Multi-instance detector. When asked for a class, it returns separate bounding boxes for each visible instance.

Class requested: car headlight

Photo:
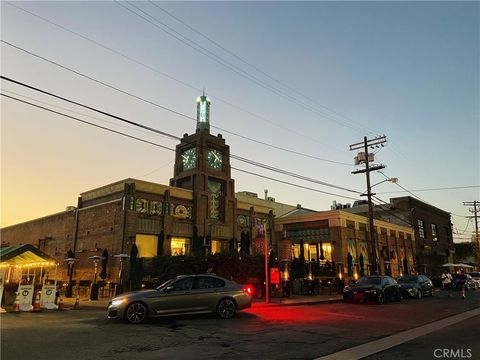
[111,298,126,307]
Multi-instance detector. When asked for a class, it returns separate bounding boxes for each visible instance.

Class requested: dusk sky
[1,1,478,242]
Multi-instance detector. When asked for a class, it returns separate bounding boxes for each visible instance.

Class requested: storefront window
[170,237,190,256]
[211,239,228,254]
[292,242,332,261]
[321,243,332,261]
[135,234,158,258]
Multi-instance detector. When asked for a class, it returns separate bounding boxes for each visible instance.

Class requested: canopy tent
[441,263,474,269]
[0,244,57,268]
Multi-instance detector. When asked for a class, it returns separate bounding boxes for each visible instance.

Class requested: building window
[431,224,438,241]
[292,242,332,261]
[418,219,426,239]
[136,234,158,258]
[211,239,228,254]
[170,237,190,256]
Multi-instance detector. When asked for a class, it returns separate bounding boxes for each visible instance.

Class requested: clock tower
[170,94,236,254]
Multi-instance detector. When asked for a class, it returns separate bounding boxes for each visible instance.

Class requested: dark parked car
[397,275,434,299]
[107,274,254,324]
[451,273,477,291]
[342,275,402,304]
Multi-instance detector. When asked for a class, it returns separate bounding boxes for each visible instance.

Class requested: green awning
[0,244,57,268]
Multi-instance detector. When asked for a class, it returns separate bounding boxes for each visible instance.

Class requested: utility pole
[463,201,479,262]
[350,136,387,275]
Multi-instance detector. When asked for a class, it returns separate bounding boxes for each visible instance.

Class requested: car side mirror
[165,286,174,293]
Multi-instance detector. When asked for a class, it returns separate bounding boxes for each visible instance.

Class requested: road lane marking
[314,307,480,360]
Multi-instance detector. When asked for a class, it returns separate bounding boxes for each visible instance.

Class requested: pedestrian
[441,269,452,297]
[456,269,468,299]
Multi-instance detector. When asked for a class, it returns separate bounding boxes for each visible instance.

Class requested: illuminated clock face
[181,148,196,170]
[207,149,223,169]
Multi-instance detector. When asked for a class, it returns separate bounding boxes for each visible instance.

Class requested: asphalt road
[1,290,479,360]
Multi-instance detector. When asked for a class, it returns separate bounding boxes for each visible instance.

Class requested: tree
[454,242,476,263]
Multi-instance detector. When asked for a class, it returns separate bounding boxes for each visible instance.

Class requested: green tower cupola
[196,91,211,132]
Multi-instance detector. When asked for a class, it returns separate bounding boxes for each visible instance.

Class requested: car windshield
[356,276,381,285]
[467,272,479,277]
[397,276,418,283]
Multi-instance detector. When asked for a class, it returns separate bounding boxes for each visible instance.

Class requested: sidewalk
[58,292,343,311]
[2,293,343,313]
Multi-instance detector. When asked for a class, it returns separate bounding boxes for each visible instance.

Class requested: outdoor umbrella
[359,254,365,277]
[347,253,353,276]
[192,227,199,256]
[129,243,139,289]
[319,241,325,261]
[157,231,165,256]
[100,249,109,280]
[299,239,306,278]
[403,257,408,274]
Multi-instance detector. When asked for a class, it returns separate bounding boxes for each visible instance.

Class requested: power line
[2,89,173,140]
[1,40,352,167]
[378,171,427,203]
[378,171,469,218]
[1,90,363,200]
[376,185,480,194]
[115,1,372,135]
[1,93,175,152]
[232,167,359,201]
[453,218,473,236]
[1,75,361,194]
[148,1,379,137]
[4,2,348,154]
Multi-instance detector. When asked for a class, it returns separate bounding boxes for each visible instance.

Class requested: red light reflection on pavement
[245,305,336,324]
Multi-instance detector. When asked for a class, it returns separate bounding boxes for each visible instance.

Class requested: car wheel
[217,298,236,319]
[376,291,384,305]
[417,289,422,299]
[125,302,148,324]
[396,290,403,302]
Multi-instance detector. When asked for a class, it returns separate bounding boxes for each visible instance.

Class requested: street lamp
[369,177,398,189]
[63,257,78,298]
[114,254,129,296]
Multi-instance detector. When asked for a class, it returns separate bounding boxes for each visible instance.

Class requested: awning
[0,244,58,268]
[441,263,474,269]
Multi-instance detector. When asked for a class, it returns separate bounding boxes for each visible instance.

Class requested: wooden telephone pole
[350,136,387,275]
[463,201,479,262]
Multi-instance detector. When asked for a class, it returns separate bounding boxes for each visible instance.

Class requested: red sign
[270,267,280,284]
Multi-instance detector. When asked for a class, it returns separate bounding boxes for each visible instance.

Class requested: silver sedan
[107,274,254,324]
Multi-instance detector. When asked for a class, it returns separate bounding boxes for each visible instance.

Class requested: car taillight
[243,285,254,296]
